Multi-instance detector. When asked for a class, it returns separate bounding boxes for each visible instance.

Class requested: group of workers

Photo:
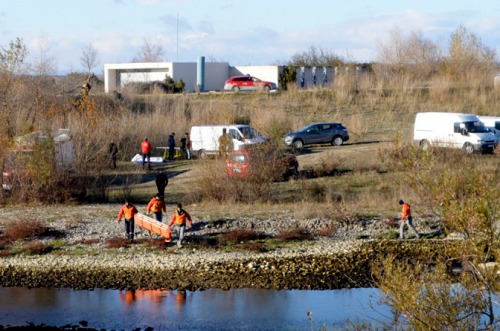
[117,197,193,248]
[117,170,192,247]
[140,134,191,170]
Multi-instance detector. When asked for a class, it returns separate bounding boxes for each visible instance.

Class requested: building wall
[230,66,281,89]
[104,61,230,93]
[104,61,359,93]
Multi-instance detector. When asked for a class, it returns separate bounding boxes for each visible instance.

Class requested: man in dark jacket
[155,172,168,197]
[168,132,176,161]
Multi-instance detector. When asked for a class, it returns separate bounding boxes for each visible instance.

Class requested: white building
[104,58,353,93]
[104,60,229,93]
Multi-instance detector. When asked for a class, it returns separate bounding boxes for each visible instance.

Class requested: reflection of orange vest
[124,290,136,304]
[176,292,186,304]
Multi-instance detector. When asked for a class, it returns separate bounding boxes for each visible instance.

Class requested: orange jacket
[168,209,192,227]
[401,203,411,220]
[118,204,138,220]
[147,197,166,214]
[141,140,152,154]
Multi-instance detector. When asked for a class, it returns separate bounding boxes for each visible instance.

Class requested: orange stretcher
[134,213,172,241]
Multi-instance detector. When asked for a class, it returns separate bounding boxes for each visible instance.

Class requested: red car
[223,75,277,93]
[225,149,298,181]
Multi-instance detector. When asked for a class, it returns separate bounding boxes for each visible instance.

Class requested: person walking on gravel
[117,199,138,242]
[147,194,166,223]
[399,199,420,239]
[168,203,193,248]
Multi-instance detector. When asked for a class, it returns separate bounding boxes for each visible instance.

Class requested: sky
[0,0,499,75]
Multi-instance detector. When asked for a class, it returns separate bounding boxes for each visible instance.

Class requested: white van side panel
[413,112,496,152]
[190,125,225,154]
[190,125,265,156]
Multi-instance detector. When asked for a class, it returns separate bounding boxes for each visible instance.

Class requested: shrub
[276,228,314,241]
[2,219,49,242]
[105,237,131,248]
[23,241,53,255]
[219,229,262,243]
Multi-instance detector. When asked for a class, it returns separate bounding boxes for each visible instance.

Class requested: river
[0,287,394,330]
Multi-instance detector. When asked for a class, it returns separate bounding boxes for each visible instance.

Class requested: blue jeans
[172,224,186,247]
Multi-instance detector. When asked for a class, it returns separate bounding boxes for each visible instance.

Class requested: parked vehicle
[413,112,496,154]
[2,129,74,191]
[223,75,277,92]
[190,125,266,159]
[478,116,500,143]
[283,122,349,149]
[225,149,299,181]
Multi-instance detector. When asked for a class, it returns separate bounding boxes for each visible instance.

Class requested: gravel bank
[0,204,434,290]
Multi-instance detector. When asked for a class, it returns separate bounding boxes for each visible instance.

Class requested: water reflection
[0,287,391,330]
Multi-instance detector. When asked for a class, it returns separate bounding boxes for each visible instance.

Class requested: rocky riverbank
[0,204,444,290]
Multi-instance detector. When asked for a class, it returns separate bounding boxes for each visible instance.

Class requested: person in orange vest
[141,137,152,170]
[399,199,420,239]
[147,194,166,222]
[168,203,193,248]
[117,199,139,242]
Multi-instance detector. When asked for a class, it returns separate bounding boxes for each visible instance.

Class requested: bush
[219,229,262,243]
[276,228,314,241]
[2,219,49,242]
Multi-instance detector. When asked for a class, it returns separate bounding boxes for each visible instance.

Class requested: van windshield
[238,126,261,140]
[464,121,489,133]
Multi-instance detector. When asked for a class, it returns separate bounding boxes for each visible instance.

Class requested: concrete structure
[104,61,229,93]
[104,60,360,94]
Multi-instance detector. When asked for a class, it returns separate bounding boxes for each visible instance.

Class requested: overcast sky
[1,0,499,74]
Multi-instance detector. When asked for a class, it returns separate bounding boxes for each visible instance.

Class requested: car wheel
[463,142,474,154]
[292,139,304,149]
[232,86,240,93]
[198,150,208,159]
[263,85,270,92]
[420,140,430,151]
[332,136,344,146]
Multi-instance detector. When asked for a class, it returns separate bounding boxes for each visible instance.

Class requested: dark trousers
[124,218,134,240]
[142,153,151,169]
[168,147,175,160]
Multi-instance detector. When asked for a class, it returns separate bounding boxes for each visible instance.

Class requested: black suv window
[321,124,332,130]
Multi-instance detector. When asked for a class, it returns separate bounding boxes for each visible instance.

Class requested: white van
[413,112,496,154]
[190,125,266,158]
[478,116,500,143]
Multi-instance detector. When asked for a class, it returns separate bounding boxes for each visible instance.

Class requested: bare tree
[289,45,344,67]
[31,35,57,77]
[445,25,496,80]
[80,43,100,74]
[0,38,28,138]
[132,39,165,63]
[376,27,441,80]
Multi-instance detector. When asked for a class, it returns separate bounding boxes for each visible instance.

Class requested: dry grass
[219,229,263,243]
[276,228,314,241]
[22,241,53,255]
[105,237,131,248]
[2,218,49,242]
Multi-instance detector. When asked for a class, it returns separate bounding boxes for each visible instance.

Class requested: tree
[374,137,499,329]
[0,38,28,138]
[289,46,344,67]
[444,25,496,81]
[376,27,441,80]
[31,35,57,77]
[132,39,165,63]
[80,43,100,74]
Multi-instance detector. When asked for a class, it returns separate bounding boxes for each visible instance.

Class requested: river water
[0,287,394,330]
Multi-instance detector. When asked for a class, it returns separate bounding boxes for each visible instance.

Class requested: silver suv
[284,122,349,149]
